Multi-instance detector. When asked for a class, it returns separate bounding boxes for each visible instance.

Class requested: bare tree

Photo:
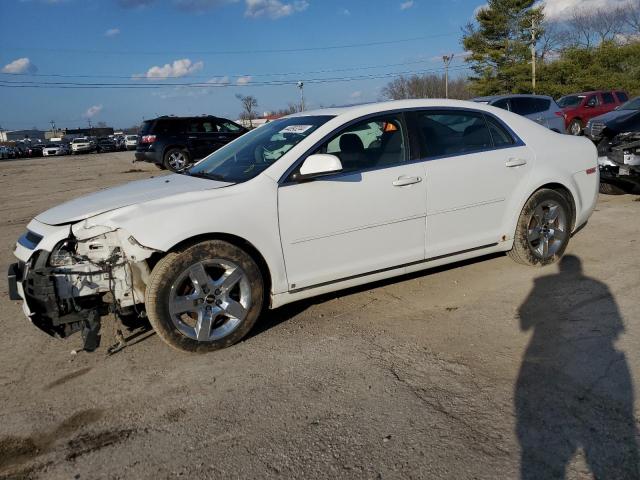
[273,103,300,116]
[235,94,258,128]
[382,74,472,100]
[566,7,628,47]
[626,0,640,34]
[538,20,572,60]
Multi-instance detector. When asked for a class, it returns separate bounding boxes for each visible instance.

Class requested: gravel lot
[0,151,639,479]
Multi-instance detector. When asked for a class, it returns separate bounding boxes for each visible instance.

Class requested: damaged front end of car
[8,222,157,351]
[598,132,640,192]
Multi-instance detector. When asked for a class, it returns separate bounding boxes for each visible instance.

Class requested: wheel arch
[148,232,273,304]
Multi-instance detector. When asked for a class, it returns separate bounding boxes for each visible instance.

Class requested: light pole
[297,81,305,112]
[442,54,454,99]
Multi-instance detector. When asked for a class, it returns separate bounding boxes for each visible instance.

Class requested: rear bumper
[134,150,160,164]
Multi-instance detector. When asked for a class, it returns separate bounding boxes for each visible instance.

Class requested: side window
[493,98,510,111]
[534,98,551,112]
[602,92,615,104]
[615,91,629,103]
[187,121,204,133]
[218,121,242,133]
[485,116,516,148]
[201,121,218,133]
[586,95,599,107]
[155,119,182,135]
[415,110,492,157]
[510,98,547,115]
[317,115,407,172]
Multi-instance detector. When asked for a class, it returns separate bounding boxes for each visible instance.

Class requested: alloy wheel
[526,200,568,259]
[168,151,188,170]
[168,259,251,342]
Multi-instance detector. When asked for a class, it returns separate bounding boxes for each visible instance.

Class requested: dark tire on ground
[509,188,572,267]
[568,119,583,136]
[154,163,167,170]
[163,148,190,172]
[599,182,626,195]
[145,240,264,353]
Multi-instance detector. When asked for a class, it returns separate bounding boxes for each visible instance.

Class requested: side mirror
[293,154,343,181]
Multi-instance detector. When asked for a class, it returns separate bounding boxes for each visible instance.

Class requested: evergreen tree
[462,0,543,95]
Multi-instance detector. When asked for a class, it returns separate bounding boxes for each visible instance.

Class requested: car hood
[36,174,231,225]
[590,109,636,124]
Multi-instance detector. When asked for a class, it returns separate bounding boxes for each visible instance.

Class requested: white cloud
[245,0,309,19]
[539,0,629,21]
[400,0,414,10]
[83,105,103,118]
[174,0,239,11]
[236,75,252,85]
[350,91,362,99]
[1,58,37,74]
[141,58,204,79]
[340,8,350,15]
[207,76,230,85]
[105,28,120,37]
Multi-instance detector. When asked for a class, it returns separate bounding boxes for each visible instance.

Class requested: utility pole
[531,17,537,94]
[297,81,305,112]
[442,54,454,99]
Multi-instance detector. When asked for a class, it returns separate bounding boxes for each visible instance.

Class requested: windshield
[619,97,640,111]
[557,95,585,108]
[73,138,88,143]
[188,115,333,183]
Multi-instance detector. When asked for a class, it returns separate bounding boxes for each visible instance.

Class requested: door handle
[505,158,527,167]
[393,176,422,186]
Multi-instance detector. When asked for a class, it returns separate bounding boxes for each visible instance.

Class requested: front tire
[145,240,264,353]
[599,182,625,195]
[509,189,572,267]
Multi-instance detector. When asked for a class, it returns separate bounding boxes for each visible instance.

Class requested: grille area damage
[598,132,640,191]
[18,225,157,351]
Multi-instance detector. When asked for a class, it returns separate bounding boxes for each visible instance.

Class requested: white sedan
[8,100,598,352]
[42,143,70,156]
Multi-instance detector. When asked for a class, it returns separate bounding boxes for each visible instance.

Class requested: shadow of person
[516,255,639,479]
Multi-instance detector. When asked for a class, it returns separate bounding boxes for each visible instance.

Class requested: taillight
[141,135,156,144]
[555,111,567,120]
[586,167,597,175]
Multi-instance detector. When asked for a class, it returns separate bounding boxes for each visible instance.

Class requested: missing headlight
[49,238,78,266]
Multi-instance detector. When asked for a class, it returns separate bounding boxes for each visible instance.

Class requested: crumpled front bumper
[7,257,97,339]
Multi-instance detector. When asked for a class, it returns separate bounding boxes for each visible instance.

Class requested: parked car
[5,146,17,159]
[591,106,640,195]
[8,100,598,353]
[0,146,8,159]
[96,138,117,153]
[14,141,31,158]
[70,137,95,155]
[124,135,138,150]
[42,143,70,156]
[134,115,247,171]
[28,145,43,157]
[472,94,565,133]
[114,135,126,151]
[585,96,640,141]
[557,90,628,136]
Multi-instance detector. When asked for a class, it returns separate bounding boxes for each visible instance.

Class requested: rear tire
[145,240,264,353]
[568,119,583,136]
[163,148,191,172]
[509,189,572,267]
[599,182,625,195]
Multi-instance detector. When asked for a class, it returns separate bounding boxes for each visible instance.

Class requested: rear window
[152,119,184,135]
[510,97,550,115]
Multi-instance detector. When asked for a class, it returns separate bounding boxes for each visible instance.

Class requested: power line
[0,58,453,80]
[0,65,470,90]
[5,32,458,57]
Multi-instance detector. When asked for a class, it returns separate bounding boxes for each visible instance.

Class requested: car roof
[472,94,554,102]
[284,98,537,120]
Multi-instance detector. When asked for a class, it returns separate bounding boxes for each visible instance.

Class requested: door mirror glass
[296,154,343,180]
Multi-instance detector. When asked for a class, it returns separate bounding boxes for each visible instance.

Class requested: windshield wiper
[186,170,228,182]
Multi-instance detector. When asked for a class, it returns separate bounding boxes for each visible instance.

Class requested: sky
[0,0,625,130]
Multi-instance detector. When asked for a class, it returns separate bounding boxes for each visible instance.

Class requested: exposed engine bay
[12,224,157,351]
[598,132,640,190]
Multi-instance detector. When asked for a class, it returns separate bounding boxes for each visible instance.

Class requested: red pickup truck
[557,90,629,135]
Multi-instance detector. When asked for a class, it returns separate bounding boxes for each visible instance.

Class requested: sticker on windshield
[279,125,313,134]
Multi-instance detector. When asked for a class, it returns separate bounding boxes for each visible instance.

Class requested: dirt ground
[0,151,638,480]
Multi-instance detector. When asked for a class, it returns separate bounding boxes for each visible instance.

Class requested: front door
[278,114,427,291]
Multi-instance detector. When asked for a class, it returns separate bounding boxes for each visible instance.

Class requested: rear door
[408,109,533,258]
[185,119,209,159]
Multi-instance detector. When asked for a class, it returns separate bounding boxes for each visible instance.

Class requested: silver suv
[473,94,566,133]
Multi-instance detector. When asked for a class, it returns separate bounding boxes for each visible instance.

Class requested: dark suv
[135,115,247,171]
